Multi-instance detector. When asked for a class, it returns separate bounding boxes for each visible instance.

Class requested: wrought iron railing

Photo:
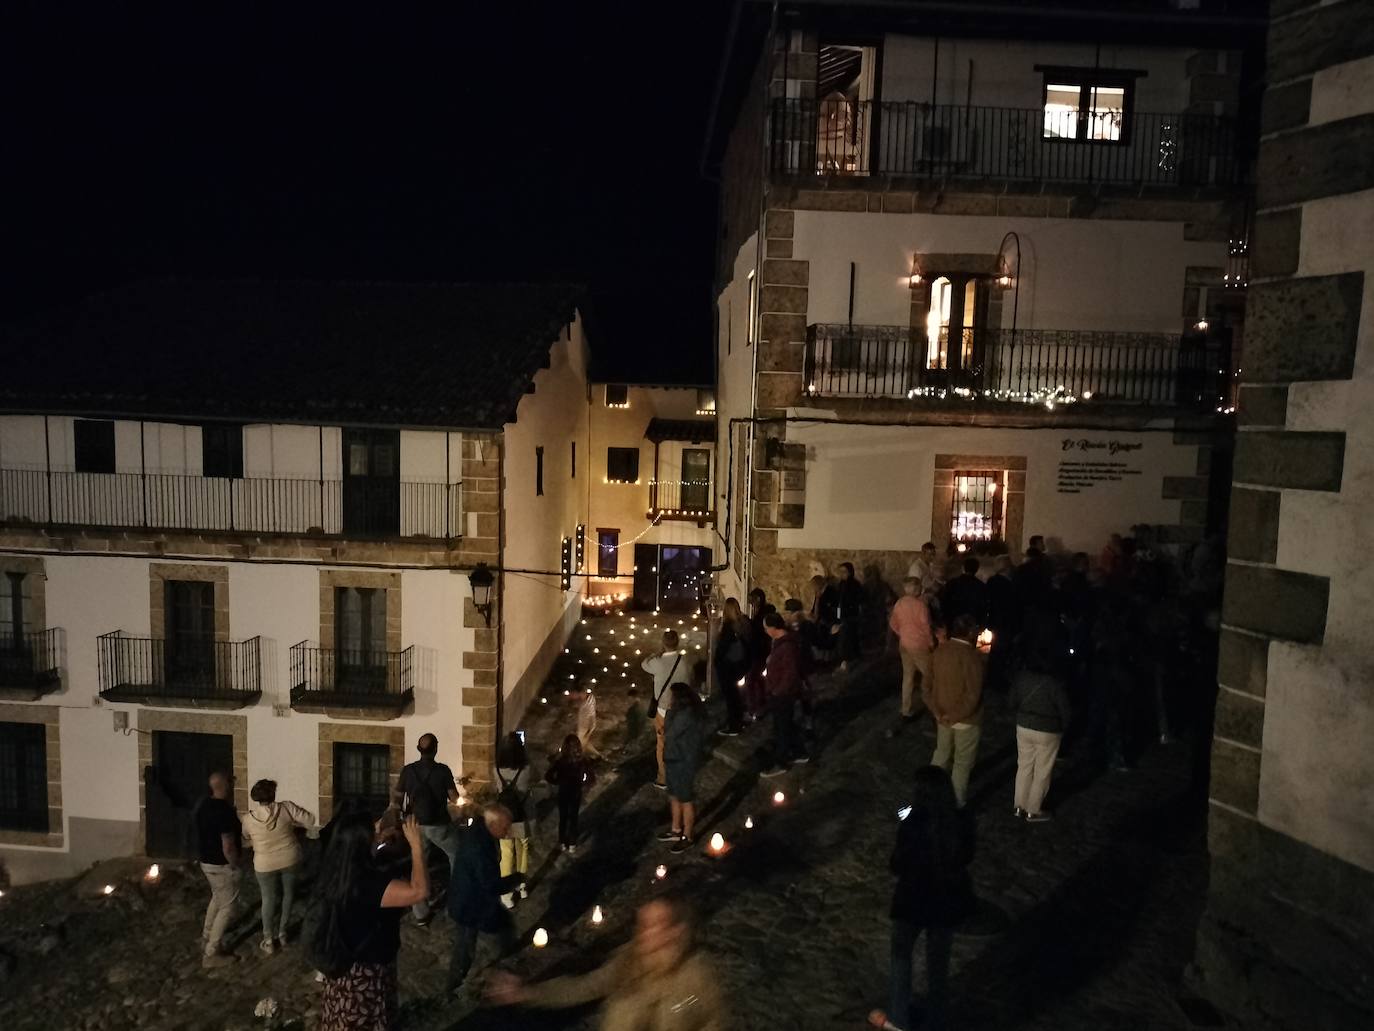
[649,478,714,517]
[805,324,1230,407]
[0,627,62,690]
[289,642,415,710]
[97,632,262,704]
[771,99,1240,187]
[0,472,462,540]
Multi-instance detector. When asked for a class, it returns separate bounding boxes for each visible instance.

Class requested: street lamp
[468,562,495,627]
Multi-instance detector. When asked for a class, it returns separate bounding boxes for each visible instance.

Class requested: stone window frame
[135,709,248,852]
[149,563,230,643]
[318,570,402,653]
[0,702,62,848]
[317,722,405,823]
[0,556,47,637]
[933,454,1027,554]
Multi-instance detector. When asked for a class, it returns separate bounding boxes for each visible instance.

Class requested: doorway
[145,729,234,858]
[924,275,991,384]
[680,449,711,512]
[631,544,712,612]
[342,429,400,536]
[164,580,216,692]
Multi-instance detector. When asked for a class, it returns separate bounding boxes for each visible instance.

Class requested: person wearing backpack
[240,778,317,954]
[640,631,684,789]
[391,733,461,926]
[311,809,428,1030]
[494,732,532,909]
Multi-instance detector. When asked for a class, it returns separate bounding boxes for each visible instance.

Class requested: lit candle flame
[533,927,549,948]
[654,864,668,880]
[102,884,115,896]
[145,864,160,881]
[708,832,726,854]
[591,905,604,926]
[772,791,785,805]
[744,816,754,829]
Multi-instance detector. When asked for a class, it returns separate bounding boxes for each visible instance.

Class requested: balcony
[0,471,462,541]
[0,628,63,700]
[289,642,415,716]
[648,478,715,523]
[771,99,1240,189]
[97,632,263,708]
[805,324,1231,409]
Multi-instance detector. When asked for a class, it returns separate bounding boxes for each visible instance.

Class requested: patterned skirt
[320,962,398,1031]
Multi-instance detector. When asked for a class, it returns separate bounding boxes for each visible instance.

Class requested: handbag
[645,654,682,720]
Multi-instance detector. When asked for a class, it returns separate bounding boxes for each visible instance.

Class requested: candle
[744,816,754,829]
[654,864,668,880]
[144,864,160,882]
[772,791,785,806]
[533,927,549,948]
[708,832,726,855]
[102,884,115,896]
[591,905,604,926]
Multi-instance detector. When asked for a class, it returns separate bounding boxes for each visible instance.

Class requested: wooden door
[342,429,400,536]
[145,730,233,858]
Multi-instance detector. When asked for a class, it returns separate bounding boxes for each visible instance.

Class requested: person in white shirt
[640,630,685,789]
[906,542,944,595]
[240,778,317,954]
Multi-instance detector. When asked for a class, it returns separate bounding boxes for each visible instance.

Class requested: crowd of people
[178,524,1219,1030]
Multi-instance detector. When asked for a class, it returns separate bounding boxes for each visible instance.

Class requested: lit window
[605,384,629,408]
[1043,73,1130,142]
[951,471,1004,542]
[696,389,716,415]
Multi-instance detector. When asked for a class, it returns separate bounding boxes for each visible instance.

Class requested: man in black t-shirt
[391,733,461,924]
[194,770,243,968]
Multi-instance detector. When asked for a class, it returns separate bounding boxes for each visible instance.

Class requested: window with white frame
[1042,71,1132,142]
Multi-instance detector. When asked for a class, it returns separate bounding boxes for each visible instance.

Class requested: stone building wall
[1195,1,1374,1026]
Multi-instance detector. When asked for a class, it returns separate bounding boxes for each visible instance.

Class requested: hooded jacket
[241,800,317,873]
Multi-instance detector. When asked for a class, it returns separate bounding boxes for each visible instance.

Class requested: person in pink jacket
[241,779,317,953]
[887,577,934,737]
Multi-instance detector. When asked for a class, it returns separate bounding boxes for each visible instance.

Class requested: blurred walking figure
[446,804,521,996]
[745,588,776,718]
[641,630,685,788]
[713,597,750,736]
[312,810,428,1030]
[887,577,934,737]
[241,778,317,953]
[869,766,975,1031]
[485,894,723,1028]
[925,615,987,807]
[545,734,595,854]
[1009,637,1073,822]
[658,682,708,854]
[577,688,602,758]
[494,732,533,909]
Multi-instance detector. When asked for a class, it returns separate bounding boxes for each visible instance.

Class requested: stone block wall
[458,432,502,783]
[1195,2,1374,1026]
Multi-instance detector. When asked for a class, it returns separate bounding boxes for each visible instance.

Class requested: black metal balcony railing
[649,478,714,517]
[98,632,263,706]
[289,642,415,712]
[0,472,462,540]
[0,627,63,693]
[772,99,1240,188]
[805,324,1230,407]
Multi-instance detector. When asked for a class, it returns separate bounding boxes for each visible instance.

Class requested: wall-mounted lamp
[995,273,1013,289]
[468,563,495,626]
[1195,318,1210,331]
[909,270,924,287]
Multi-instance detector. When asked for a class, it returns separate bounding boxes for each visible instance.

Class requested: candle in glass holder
[654,864,668,880]
[591,905,604,926]
[533,927,549,948]
[144,864,160,883]
[102,884,115,896]
[772,791,785,806]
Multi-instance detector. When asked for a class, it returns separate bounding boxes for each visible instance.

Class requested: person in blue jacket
[445,804,523,995]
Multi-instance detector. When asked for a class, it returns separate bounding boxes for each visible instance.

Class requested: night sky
[4,4,733,383]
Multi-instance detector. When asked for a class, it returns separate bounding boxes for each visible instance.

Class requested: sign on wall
[1056,437,1146,494]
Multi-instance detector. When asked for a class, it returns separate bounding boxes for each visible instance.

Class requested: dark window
[333,742,391,818]
[570,441,577,479]
[535,446,545,496]
[164,580,216,688]
[607,447,640,483]
[73,419,115,474]
[1041,70,1134,142]
[336,587,387,691]
[202,425,244,479]
[2,572,26,639]
[0,721,49,832]
[605,384,629,407]
[950,471,1004,542]
[597,530,619,579]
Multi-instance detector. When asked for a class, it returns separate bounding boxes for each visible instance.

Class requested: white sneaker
[518,885,529,900]
[500,894,516,910]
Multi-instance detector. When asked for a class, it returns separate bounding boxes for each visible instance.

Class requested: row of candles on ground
[543,613,705,701]
[528,801,780,947]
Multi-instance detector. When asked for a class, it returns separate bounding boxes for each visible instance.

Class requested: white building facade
[0,281,592,884]
[706,1,1255,601]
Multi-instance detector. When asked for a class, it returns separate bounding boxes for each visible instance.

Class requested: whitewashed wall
[778,418,1197,556]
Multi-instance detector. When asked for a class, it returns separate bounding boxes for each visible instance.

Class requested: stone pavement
[0,611,1217,1030]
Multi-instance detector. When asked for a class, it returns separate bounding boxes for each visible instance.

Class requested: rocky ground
[0,610,1222,1030]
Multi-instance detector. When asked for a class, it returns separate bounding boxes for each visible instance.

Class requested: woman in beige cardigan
[241,779,317,953]
[486,895,723,1030]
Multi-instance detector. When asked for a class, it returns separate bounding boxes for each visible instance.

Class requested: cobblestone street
[0,612,1214,1030]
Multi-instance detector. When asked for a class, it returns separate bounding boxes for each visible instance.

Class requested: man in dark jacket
[760,612,809,775]
[446,804,522,994]
[940,556,988,627]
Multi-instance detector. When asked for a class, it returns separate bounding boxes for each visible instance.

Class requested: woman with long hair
[659,682,707,854]
[494,731,533,908]
[310,809,428,1030]
[714,597,750,736]
[870,766,975,1031]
